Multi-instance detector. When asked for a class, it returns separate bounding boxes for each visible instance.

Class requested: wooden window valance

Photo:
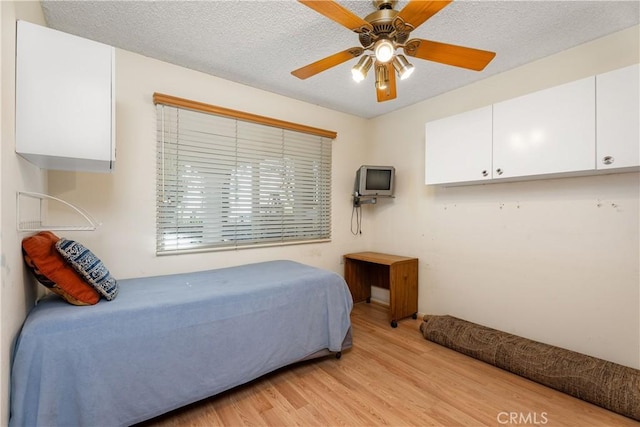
[153,93,337,139]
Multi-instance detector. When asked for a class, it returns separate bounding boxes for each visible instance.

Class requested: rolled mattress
[420,315,640,421]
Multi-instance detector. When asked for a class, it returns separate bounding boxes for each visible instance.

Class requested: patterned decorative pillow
[22,231,100,306]
[55,238,118,301]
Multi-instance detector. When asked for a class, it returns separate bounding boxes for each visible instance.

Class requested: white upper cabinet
[425,106,493,185]
[492,77,596,180]
[424,65,639,186]
[596,63,639,171]
[16,21,115,173]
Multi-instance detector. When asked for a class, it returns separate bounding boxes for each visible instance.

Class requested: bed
[10,260,353,426]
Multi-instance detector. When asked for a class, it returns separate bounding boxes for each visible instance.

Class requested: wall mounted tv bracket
[353,192,377,207]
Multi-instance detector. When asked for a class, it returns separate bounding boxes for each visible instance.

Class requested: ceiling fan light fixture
[373,39,394,63]
[392,54,414,80]
[375,65,388,90]
[351,55,373,82]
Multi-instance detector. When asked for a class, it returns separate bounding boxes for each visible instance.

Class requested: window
[154,94,335,254]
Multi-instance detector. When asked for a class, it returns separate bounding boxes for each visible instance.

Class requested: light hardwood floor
[141,302,639,426]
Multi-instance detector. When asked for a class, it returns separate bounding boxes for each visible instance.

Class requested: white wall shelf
[17,192,100,232]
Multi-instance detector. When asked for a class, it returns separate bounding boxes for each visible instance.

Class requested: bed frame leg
[335,352,342,359]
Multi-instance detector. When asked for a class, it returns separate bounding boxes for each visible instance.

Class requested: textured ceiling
[41,1,639,119]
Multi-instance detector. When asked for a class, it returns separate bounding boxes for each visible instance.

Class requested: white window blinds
[156,99,333,254]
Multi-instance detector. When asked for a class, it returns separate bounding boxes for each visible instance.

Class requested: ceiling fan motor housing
[360,6,410,49]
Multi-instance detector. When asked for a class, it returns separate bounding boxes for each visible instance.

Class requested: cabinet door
[493,77,595,179]
[425,106,492,185]
[596,64,639,170]
[16,21,115,172]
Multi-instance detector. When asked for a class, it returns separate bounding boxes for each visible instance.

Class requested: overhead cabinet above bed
[15,21,115,173]
[425,63,640,186]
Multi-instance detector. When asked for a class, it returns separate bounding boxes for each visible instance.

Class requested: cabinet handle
[496,168,503,176]
[602,156,614,165]
[481,170,488,177]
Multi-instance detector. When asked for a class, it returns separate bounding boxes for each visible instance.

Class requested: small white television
[354,165,395,197]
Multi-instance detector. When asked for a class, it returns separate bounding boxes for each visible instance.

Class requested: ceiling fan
[291,0,496,102]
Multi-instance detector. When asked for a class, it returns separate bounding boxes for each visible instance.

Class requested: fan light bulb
[392,55,415,80]
[374,39,394,63]
[376,79,388,90]
[351,69,365,83]
[351,56,373,82]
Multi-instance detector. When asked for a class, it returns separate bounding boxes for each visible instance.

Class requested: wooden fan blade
[298,0,373,33]
[404,39,496,71]
[291,47,363,80]
[376,63,397,103]
[395,0,452,31]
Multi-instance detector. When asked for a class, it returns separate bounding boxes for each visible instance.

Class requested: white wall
[367,25,640,369]
[47,48,372,280]
[0,2,48,424]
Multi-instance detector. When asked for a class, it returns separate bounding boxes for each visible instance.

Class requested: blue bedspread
[10,260,353,426]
